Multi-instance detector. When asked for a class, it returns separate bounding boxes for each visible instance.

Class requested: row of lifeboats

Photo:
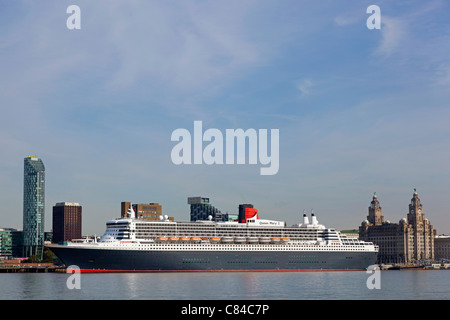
[155,236,290,244]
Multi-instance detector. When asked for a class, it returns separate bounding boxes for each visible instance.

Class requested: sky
[1,0,450,236]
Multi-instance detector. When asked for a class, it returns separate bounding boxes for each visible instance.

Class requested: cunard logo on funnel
[171,121,279,175]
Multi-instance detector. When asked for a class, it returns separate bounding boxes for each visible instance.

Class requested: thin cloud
[374,16,406,57]
[98,1,265,92]
[296,79,313,97]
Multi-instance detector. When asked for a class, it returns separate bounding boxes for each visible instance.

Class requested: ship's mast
[127,204,136,219]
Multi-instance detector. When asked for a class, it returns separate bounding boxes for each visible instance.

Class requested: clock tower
[406,189,434,261]
[367,192,384,226]
[407,188,424,226]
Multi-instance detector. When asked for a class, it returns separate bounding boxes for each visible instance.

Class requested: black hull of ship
[48,246,377,272]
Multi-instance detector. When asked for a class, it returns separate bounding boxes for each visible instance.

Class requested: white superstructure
[67,208,378,254]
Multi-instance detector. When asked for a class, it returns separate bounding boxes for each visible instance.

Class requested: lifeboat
[210,237,221,243]
[180,236,190,242]
[190,237,201,243]
[271,238,281,244]
[281,238,290,243]
[169,237,179,242]
[234,237,246,243]
[156,236,168,242]
[247,237,258,244]
[221,237,233,243]
[259,237,271,244]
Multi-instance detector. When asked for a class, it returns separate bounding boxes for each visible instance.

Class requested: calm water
[0,270,449,300]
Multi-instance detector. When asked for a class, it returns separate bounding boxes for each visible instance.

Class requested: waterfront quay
[0,261,66,273]
[380,263,450,270]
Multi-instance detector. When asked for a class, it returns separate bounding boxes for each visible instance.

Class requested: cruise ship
[47,205,378,273]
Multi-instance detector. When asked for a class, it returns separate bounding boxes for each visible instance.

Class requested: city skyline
[1,1,450,236]
[2,155,448,237]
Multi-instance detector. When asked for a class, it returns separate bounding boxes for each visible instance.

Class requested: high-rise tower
[52,202,82,243]
[23,155,45,258]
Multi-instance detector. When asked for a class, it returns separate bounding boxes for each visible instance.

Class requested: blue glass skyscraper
[23,155,45,258]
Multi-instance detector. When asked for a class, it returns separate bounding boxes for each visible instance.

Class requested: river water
[0,270,449,300]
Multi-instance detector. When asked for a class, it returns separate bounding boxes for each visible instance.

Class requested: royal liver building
[359,190,434,264]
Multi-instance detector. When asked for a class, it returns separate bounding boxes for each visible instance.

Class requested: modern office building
[0,228,12,259]
[0,228,13,258]
[0,228,23,259]
[359,190,435,264]
[121,202,172,221]
[188,197,224,222]
[52,202,82,243]
[22,155,45,258]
